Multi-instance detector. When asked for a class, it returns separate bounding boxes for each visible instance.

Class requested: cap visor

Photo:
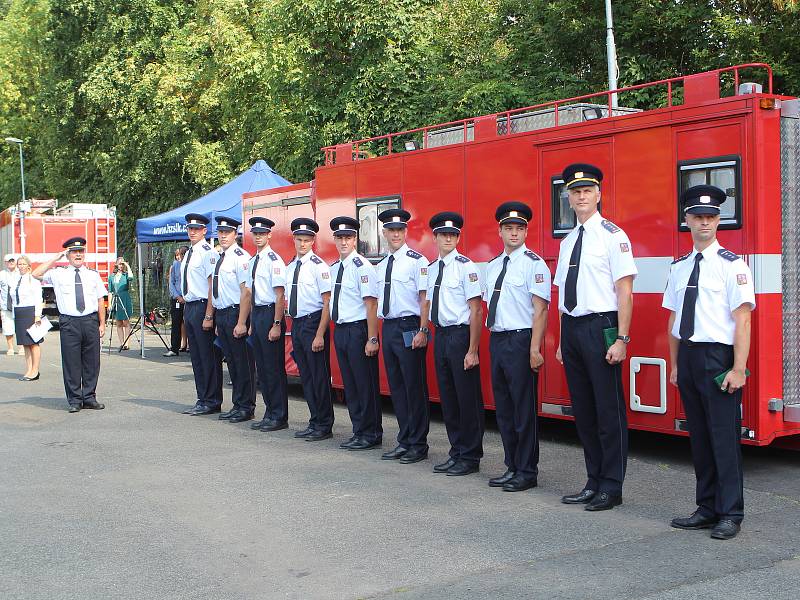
[566,181,598,190]
[685,207,720,215]
[499,217,528,226]
[432,227,460,235]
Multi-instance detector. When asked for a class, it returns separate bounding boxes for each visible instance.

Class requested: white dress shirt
[330,251,379,324]
[180,239,218,302]
[427,249,482,327]
[211,243,251,310]
[285,251,332,318]
[375,244,429,319]
[247,245,287,306]
[42,265,107,317]
[483,245,551,332]
[554,211,638,316]
[662,240,755,345]
[12,273,42,309]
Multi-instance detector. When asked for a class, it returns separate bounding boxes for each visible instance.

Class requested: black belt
[253,303,276,309]
[680,339,732,348]
[563,311,617,322]
[63,312,98,319]
[383,315,420,323]
[490,328,531,337]
[336,319,367,328]
[437,324,468,332]
[216,304,240,314]
[186,298,207,304]
[293,309,322,321]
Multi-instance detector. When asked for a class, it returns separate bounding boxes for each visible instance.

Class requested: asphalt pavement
[1,331,798,600]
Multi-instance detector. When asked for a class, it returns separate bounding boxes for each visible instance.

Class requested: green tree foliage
[0,0,798,253]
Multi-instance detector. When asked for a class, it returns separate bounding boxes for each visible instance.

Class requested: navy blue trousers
[59,313,101,407]
[250,304,289,423]
[215,305,256,414]
[184,300,223,409]
[291,310,334,432]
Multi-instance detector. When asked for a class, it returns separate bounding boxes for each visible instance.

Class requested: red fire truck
[243,63,800,448]
[0,200,117,316]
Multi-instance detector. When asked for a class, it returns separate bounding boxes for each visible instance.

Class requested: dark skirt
[14,306,39,346]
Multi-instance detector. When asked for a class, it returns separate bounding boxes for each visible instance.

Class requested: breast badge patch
[321,272,330,279]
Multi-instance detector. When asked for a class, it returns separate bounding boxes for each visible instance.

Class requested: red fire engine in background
[242,63,800,448]
[0,200,117,317]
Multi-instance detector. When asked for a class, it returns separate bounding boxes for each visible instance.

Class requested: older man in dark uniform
[33,237,107,412]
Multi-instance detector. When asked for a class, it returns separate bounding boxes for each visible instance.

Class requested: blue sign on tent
[135,160,291,242]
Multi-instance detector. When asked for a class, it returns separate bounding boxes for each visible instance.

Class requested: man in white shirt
[33,237,107,412]
[0,255,23,355]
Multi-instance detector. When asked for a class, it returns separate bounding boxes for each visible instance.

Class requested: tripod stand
[117,306,171,353]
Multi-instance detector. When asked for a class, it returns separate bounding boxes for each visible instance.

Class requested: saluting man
[484,202,551,492]
[33,237,107,412]
[286,217,335,442]
[212,216,256,423]
[427,212,484,476]
[329,216,383,451]
[179,213,223,416]
[664,185,754,540]
[246,216,289,432]
[375,208,431,465]
[555,163,637,511]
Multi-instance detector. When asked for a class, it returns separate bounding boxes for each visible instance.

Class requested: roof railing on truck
[322,63,773,166]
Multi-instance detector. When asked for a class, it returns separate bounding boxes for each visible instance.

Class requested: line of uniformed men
[177,162,754,540]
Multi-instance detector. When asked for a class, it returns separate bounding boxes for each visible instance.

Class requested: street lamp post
[4,137,27,254]
[605,0,619,109]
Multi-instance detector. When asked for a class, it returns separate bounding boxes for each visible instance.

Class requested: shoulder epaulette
[234,248,244,256]
[601,220,621,234]
[267,252,278,261]
[201,243,211,251]
[718,248,739,262]
[672,252,691,265]
[488,252,504,263]
[352,256,363,267]
[406,249,422,260]
[455,255,470,263]
[524,250,541,261]
[310,255,322,265]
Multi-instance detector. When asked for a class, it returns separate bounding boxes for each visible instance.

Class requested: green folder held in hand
[714,368,750,389]
[603,327,618,351]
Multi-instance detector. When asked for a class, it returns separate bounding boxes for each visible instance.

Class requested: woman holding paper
[11,255,43,381]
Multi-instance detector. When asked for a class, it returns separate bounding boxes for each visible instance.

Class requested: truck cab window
[357,197,400,259]
[678,156,741,229]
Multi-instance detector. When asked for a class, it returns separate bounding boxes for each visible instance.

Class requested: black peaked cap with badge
[185,213,210,228]
[330,216,360,236]
[429,211,463,235]
[495,201,532,225]
[562,163,604,190]
[215,215,241,231]
[63,237,87,251]
[378,208,411,229]
[681,184,726,215]
[248,216,275,233]
[291,217,319,235]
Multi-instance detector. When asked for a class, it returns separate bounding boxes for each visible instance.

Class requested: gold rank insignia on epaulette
[718,248,739,262]
[601,220,620,233]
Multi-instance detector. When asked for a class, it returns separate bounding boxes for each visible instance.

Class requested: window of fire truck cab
[551,176,602,238]
[357,197,400,260]
[678,156,741,230]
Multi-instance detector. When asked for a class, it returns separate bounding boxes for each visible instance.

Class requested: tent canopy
[135,160,291,242]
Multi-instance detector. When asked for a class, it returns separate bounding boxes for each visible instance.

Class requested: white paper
[26,316,53,343]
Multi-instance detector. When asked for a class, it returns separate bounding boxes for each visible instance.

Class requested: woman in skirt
[12,255,43,381]
[108,257,133,350]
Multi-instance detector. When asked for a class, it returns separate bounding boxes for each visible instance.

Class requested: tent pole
[137,242,145,358]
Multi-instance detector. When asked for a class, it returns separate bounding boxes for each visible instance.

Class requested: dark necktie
[486,256,509,329]
[212,252,225,299]
[182,247,193,295]
[679,253,703,340]
[250,254,260,304]
[332,263,345,323]
[430,260,445,327]
[564,225,584,312]
[15,276,22,305]
[75,268,85,312]
[382,255,395,317]
[289,260,302,317]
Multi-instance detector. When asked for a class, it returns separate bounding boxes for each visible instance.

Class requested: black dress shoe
[68,405,81,413]
[671,510,718,530]
[585,491,622,511]
[399,449,428,464]
[433,458,457,473]
[348,438,382,451]
[260,420,288,432]
[228,412,254,423]
[561,489,597,504]
[82,401,105,410]
[190,405,221,416]
[488,469,516,487]
[218,409,238,420]
[294,426,315,438]
[340,436,358,449]
[447,461,479,477]
[250,418,270,430]
[305,430,332,442]
[710,519,741,540]
[381,446,408,460]
[182,404,201,414]
[502,475,538,492]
